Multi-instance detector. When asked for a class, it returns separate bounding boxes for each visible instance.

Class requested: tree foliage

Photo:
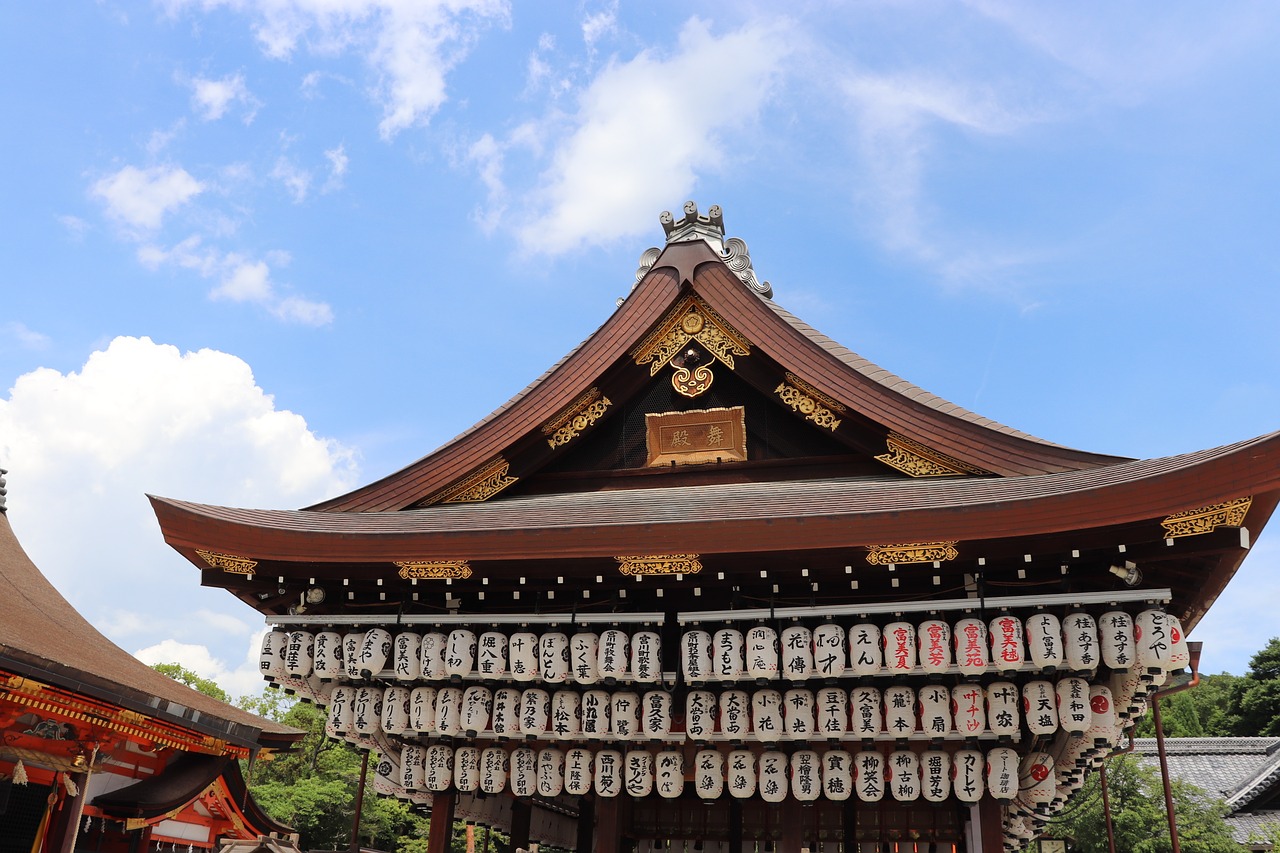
[150,661,231,703]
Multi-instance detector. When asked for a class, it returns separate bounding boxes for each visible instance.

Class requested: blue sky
[2,2,1279,693]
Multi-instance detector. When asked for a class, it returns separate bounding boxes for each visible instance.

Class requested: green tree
[1227,637,1280,736]
[150,662,231,703]
[1133,672,1240,738]
[1048,755,1239,853]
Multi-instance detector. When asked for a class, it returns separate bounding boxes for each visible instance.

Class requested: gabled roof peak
[637,201,772,299]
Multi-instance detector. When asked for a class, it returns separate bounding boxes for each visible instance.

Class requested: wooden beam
[427,791,457,853]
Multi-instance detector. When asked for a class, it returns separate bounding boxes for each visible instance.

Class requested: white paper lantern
[594,750,623,797]
[285,630,315,678]
[313,631,344,681]
[480,747,508,794]
[784,689,815,737]
[751,689,784,743]
[631,630,662,683]
[570,632,600,684]
[781,625,814,681]
[815,687,847,738]
[510,748,537,798]
[581,689,611,737]
[728,750,757,798]
[342,631,364,680]
[462,686,493,737]
[550,690,581,739]
[359,628,393,679]
[641,690,672,739]
[1055,678,1091,734]
[260,629,288,682]
[1019,752,1055,810]
[1025,613,1063,671]
[519,688,550,737]
[490,687,520,736]
[848,623,882,676]
[953,617,989,676]
[952,682,986,737]
[656,750,684,798]
[921,750,950,803]
[353,686,383,735]
[1022,681,1058,736]
[1110,670,1144,720]
[1135,609,1179,675]
[425,744,454,792]
[444,629,477,680]
[758,750,789,803]
[883,621,917,674]
[1063,612,1100,673]
[598,629,629,683]
[401,745,425,791]
[682,630,713,684]
[888,750,920,802]
[611,691,640,740]
[537,747,565,797]
[374,752,403,799]
[382,686,411,735]
[565,747,593,796]
[477,631,508,678]
[746,626,780,681]
[952,749,985,803]
[325,686,353,738]
[821,749,853,801]
[714,628,745,681]
[1100,611,1135,671]
[917,619,952,675]
[1085,685,1116,748]
[508,631,538,682]
[719,689,750,740]
[385,631,419,682]
[455,746,480,793]
[685,690,717,741]
[791,750,820,801]
[1167,614,1190,671]
[436,687,463,737]
[884,685,916,738]
[410,686,437,735]
[989,614,1025,674]
[854,751,885,802]
[986,682,1020,738]
[624,749,654,797]
[416,631,446,682]
[695,749,724,800]
[918,685,951,738]
[812,623,847,679]
[986,746,1018,800]
[850,686,883,739]
[538,632,569,683]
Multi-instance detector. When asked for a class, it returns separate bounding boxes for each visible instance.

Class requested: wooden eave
[306,242,1123,514]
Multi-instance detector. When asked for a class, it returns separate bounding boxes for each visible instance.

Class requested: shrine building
[149,203,1280,853]
[0,468,304,851]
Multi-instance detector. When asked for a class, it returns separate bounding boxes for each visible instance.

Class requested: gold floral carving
[774,373,845,432]
[632,294,751,375]
[865,542,959,566]
[395,560,473,580]
[1161,497,1253,538]
[615,554,703,576]
[875,433,988,477]
[542,388,613,448]
[195,549,258,575]
[431,457,519,504]
[672,364,714,398]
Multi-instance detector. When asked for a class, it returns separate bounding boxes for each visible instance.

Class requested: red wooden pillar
[427,791,457,853]
[779,799,804,853]
[595,796,624,853]
[975,797,1004,852]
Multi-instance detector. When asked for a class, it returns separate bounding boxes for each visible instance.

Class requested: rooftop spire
[636,201,773,299]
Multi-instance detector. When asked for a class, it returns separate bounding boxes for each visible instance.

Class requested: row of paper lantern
[323,677,1135,744]
[380,742,1059,805]
[264,609,1187,688]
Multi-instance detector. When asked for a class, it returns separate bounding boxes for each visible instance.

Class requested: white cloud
[57,214,90,239]
[0,337,359,692]
[271,156,313,202]
[581,5,617,50]
[322,143,349,192]
[190,72,259,122]
[92,164,203,230]
[515,16,793,255]
[467,133,505,232]
[134,635,265,700]
[3,322,51,351]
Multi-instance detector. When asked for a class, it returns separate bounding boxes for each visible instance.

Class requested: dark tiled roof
[1226,810,1280,845]
[1134,738,1280,805]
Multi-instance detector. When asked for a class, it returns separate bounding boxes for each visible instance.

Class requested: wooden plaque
[645,406,747,467]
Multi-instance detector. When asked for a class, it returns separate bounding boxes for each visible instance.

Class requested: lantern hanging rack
[675,588,1171,625]
[267,610,668,628]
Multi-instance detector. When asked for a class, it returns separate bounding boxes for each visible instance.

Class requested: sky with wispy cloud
[2,2,1279,695]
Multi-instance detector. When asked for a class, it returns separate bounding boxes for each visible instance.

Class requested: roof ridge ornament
[0,467,7,513]
[634,201,773,299]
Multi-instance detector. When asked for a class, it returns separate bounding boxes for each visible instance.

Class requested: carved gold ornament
[430,457,519,505]
[615,554,703,576]
[1161,497,1253,538]
[542,388,612,449]
[865,542,960,566]
[774,373,846,432]
[875,433,988,477]
[195,550,258,575]
[672,364,714,398]
[395,560,473,580]
[632,294,751,375]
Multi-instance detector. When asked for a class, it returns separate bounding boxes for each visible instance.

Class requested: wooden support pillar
[427,791,457,853]
[595,795,625,853]
[974,797,1004,853]
[842,798,858,851]
[576,795,596,853]
[510,797,532,852]
[779,799,804,853]
[728,798,743,853]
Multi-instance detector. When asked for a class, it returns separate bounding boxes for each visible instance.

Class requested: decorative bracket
[632,294,751,376]
[542,388,612,449]
[428,457,519,505]
[866,542,959,566]
[615,554,703,576]
[196,550,258,575]
[394,560,473,580]
[1161,497,1252,538]
[774,373,846,432]
[875,433,988,477]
